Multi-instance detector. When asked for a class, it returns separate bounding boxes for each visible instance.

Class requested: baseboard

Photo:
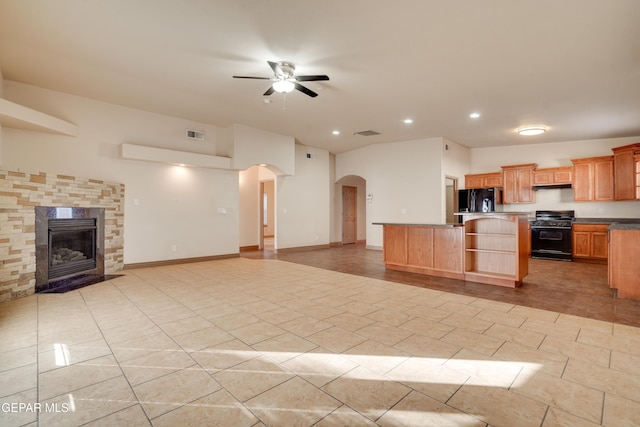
[330,240,367,247]
[366,245,383,251]
[124,253,239,270]
[240,245,260,252]
[277,244,330,253]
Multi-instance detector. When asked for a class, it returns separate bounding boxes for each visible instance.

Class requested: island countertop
[372,222,463,227]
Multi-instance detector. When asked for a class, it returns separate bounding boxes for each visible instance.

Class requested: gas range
[530,210,575,229]
[530,210,575,261]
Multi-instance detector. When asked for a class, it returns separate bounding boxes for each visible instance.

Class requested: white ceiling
[1,0,639,154]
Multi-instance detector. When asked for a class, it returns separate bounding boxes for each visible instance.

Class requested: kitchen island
[608,222,640,300]
[376,213,530,288]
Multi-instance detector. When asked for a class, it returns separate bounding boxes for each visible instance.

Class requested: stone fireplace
[35,206,105,292]
[0,169,124,302]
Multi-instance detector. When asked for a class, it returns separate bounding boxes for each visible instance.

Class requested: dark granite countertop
[454,212,532,216]
[574,218,640,225]
[372,222,463,227]
[608,222,640,230]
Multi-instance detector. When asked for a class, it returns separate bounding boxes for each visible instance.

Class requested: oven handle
[531,226,572,230]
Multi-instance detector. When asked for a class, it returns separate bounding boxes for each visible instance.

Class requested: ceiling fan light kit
[272,80,295,93]
[233,60,329,98]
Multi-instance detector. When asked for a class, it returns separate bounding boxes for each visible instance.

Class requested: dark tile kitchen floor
[242,243,640,328]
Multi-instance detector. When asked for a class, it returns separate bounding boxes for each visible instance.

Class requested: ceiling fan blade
[263,86,275,96]
[294,83,318,97]
[295,75,330,82]
[233,76,271,80]
[267,61,284,77]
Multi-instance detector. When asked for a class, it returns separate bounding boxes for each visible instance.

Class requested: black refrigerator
[457,188,502,214]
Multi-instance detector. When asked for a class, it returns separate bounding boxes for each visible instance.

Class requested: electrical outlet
[171,245,177,252]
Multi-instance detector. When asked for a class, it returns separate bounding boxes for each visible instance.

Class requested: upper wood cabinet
[571,156,614,201]
[533,167,573,185]
[612,143,640,201]
[501,164,536,204]
[465,172,503,189]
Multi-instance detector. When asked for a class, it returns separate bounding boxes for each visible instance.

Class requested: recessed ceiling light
[403,118,413,124]
[517,126,547,136]
[469,112,480,119]
[263,98,272,104]
[332,130,340,135]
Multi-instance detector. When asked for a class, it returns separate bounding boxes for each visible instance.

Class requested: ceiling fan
[233,61,329,98]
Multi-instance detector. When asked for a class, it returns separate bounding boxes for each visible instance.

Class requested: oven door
[531,227,572,260]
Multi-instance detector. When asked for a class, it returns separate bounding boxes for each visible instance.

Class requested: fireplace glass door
[48,218,97,280]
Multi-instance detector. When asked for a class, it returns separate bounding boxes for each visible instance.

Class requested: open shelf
[460,213,529,287]
[0,98,78,136]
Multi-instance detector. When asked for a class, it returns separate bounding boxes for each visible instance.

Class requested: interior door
[342,186,357,244]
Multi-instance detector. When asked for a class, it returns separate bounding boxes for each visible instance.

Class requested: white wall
[2,81,239,264]
[231,124,295,175]
[471,136,640,218]
[277,145,330,249]
[336,138,444,248]
[442,137,471,221]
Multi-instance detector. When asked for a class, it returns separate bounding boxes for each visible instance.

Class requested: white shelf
[121,143,232,170]
[0,98,78,136]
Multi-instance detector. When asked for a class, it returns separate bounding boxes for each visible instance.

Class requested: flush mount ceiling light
[403,118,413,124]
[272,79,295,93]
[517,126,547,136]
[332,130,340,135]
[469,112,481,119]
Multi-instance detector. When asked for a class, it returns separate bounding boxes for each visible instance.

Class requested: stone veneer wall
[0,169,124,302]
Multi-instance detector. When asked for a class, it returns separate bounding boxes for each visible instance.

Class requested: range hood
[532,183,573,191]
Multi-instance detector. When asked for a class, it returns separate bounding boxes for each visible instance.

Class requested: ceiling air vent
[186,129,205,140]
[354,130,380,137]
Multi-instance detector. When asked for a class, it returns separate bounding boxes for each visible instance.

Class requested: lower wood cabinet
[609,227,640,300]
[572,224,608,262]
[382,224,464,279]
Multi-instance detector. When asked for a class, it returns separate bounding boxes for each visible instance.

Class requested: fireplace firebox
[48,218,97,280]
[35,207,106,292]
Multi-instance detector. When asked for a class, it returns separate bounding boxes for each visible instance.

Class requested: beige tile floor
[1,257,640,426]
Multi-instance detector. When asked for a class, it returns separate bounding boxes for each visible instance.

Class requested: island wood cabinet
[465,172,503,189]
[572,223,608,263]
[609,227,640,300]
[612,143,640,201]
[533,166,573,185]
[571,156,614,201]
[501,164,536,204]
[379,216,529,288]
[382,224,464,279]
[463,213,529,288]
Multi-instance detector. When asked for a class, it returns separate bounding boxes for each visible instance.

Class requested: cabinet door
[614,150,636,200]
[572,162,593,201]
[553,168,573,184]
[484,173,503,188]
[572,231,591,258]
[502,169,517,204]
[517,168,535,203]
[594,158,614,201]
[384,226,407,265]
[591,232,608,259]
[465,175,485,189]
[533,170,553,185]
